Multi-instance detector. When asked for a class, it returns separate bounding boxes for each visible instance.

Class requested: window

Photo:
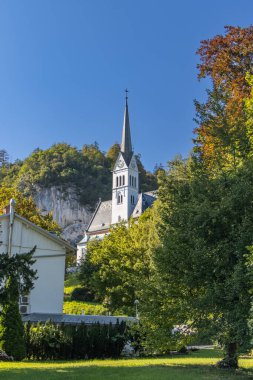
[120,176,122,186]
[123,175,125,186]
[116,177,118,187]
[117,194,123,204]
[131,195,135,204]
[118,216,121,222]
[134,177,136,188]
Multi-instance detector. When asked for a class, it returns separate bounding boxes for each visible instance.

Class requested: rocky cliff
[33,186,93,245]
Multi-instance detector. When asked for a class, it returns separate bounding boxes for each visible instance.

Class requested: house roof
[0,213,75,253]
[87,200,112,234]
[22,313,138,325]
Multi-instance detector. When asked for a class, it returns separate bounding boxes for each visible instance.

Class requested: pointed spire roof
[121,90,133,164]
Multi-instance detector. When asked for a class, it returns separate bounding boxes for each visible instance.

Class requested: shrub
[24,320,128,360]
[71,287,95,302]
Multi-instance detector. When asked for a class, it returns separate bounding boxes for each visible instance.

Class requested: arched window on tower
[134,177,136,188]
[116,177,118,187]
[119,176,122,186]
[123,175,125,186]
[117,194,123,204]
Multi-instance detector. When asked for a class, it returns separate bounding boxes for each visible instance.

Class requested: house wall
[0,216,66,314]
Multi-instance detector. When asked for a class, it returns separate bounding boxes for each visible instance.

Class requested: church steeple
[121,90,133,163]
[111,91,139,225]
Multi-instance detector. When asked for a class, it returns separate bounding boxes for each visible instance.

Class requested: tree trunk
[217,342,238,369]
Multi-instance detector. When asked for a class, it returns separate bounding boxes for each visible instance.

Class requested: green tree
[0,247,37,305]
[80,209,159,315]
[135,154,158,192]
[82,142,105,166]
[0,248,37,360]
[0,150,9,166]
[0,276,26,360]
[0,142,157,210]
[194,25,253,171]
[149,158,253,367]
[106,143,120,169]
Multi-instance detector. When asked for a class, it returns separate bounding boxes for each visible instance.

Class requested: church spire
[121,89,133,162]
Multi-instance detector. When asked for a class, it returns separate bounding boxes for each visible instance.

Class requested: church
[77,94,156,263]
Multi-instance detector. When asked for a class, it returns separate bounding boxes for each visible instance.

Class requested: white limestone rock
[33,186,92,244]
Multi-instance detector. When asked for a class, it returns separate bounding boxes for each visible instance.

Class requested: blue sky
[0,0,253,171]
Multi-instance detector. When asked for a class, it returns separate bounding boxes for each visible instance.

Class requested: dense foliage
[25,320,128,360]
[0,150,9,166]
[70,287,95,302]
[147,158,253,365]
[79,209,159,315]
[0,277,26,360]
[143,25,253,367]
[0,249,37,360]
[0,142,157,209]
[0,248,37,305]
[195,25,253,170]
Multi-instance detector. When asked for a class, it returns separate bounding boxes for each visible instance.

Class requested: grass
[63,273,108,315]
[0,350,253,379]
[64,273,80,288]
[63,300,107,315]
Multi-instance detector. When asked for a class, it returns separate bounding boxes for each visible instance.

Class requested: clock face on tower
[131,162,136,169]
[117,159,124,168]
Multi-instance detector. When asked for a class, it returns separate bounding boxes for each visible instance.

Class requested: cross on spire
[125,88,129,105]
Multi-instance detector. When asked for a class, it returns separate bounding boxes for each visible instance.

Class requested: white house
[77,94,156,263]
[0,199,74,315]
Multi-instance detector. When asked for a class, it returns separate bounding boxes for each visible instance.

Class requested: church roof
[87,200,112,234]
[86,191,156,235]
[132,192,156,218]
[121,97,133,165]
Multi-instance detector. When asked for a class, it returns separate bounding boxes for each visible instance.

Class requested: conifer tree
[0,276,26,360]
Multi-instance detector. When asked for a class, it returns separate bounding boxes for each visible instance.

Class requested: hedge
[24,320,128,360]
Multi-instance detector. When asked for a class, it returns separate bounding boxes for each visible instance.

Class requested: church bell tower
[111,92,139,224]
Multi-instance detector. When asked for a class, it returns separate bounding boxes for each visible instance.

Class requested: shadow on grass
[0,363,252,380]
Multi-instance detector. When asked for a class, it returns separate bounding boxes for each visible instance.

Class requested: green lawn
[64,273,108,315]
[63,300,107,315]
[0,350,253,379]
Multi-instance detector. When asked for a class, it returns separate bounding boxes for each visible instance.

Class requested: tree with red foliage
[194,25,253,170]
